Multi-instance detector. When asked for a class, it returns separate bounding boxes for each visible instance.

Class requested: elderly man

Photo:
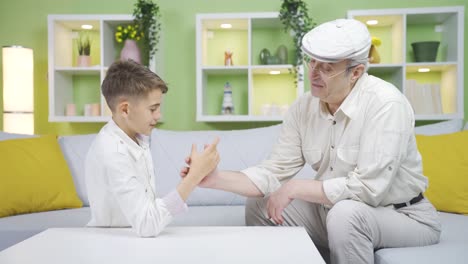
[181,18,441,264]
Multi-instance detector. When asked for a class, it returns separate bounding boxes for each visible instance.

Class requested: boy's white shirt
[85,119,187,237]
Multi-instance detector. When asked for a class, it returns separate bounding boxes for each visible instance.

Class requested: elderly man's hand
[267,181,295,225]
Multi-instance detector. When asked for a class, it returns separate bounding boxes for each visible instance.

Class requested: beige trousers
[245,197,441,264]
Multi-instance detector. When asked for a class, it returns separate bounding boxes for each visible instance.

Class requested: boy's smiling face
[127,89,163,137]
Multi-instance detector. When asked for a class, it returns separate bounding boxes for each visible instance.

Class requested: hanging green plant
[279,0,315,83]
[133,0,161,62]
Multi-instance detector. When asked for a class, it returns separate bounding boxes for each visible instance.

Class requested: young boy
[85,59,219,237]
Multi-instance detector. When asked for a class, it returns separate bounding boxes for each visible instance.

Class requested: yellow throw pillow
[416,131,468,214]
[0,135,82,218]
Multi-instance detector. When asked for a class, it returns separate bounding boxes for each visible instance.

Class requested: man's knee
[326,200,372,243]
[326,200,376,263]
[327,199,370,226]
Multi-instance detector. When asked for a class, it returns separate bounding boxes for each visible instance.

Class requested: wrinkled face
[305,58,354,105]
[127,89,163,136]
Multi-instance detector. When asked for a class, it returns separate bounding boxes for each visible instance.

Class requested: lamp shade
[4,113,34,134]
[2,46,34,134]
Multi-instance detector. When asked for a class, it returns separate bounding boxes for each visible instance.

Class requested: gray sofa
[1,120,467,264]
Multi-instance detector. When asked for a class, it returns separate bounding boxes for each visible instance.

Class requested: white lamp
[2,46,34,134]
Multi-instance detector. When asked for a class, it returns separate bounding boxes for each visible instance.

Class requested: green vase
[276,45,288,64]
[259,48,271,65]
[411,41,440,62]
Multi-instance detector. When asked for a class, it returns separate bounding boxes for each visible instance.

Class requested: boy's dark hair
[101,59,168,112]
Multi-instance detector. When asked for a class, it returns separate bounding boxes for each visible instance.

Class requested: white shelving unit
[348,6,464,120]
[196,12,304,122]
[48,14,160,122]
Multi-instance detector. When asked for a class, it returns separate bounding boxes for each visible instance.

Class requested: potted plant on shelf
[133,0,161,63]
[77,31,92,67]
[115,24,144,64]
[279,0,315,83]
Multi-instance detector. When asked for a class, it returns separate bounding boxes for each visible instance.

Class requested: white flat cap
[301,18,371,64]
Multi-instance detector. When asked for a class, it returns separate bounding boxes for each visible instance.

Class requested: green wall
[0,0,467,135]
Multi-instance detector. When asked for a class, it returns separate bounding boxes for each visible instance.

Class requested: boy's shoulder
[87,122,123,162]
[87,120,146,169]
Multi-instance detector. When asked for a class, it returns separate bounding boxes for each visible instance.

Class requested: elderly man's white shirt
[85,120,187,237]
[242,73,427,207]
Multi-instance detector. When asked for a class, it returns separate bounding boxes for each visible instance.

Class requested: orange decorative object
[224,50,233,66]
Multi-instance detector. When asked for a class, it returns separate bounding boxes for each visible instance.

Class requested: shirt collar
[318,100,333,120]
[339,72,367,120]
[107,119,150,160]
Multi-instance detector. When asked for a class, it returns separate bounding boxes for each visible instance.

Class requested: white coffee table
[0,226,325,264]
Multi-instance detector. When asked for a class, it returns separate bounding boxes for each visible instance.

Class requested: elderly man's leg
[245,197,330,261]
[326,199,441,264]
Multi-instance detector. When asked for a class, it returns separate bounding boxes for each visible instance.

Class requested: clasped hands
[179,137,220,187]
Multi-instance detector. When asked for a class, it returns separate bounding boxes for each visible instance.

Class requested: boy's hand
[182,137,220,185]
[180,156,219,188]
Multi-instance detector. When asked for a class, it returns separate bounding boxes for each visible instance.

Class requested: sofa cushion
[0,135,83,218]
[58,134,97,206]
[375,212,468,264]
[416,131,468,214]
[0,132,93,207]
[414,119,464,135]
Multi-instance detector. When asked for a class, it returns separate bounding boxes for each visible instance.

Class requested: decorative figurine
[224,50,233,66]
[221,82,234,115]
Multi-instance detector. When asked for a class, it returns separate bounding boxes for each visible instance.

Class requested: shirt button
[330,167,334,171]
[388,166,393,171]
[331,145,335,149]
[145,188,148,193]
[332,120,337,125]
[120,140,123,144]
